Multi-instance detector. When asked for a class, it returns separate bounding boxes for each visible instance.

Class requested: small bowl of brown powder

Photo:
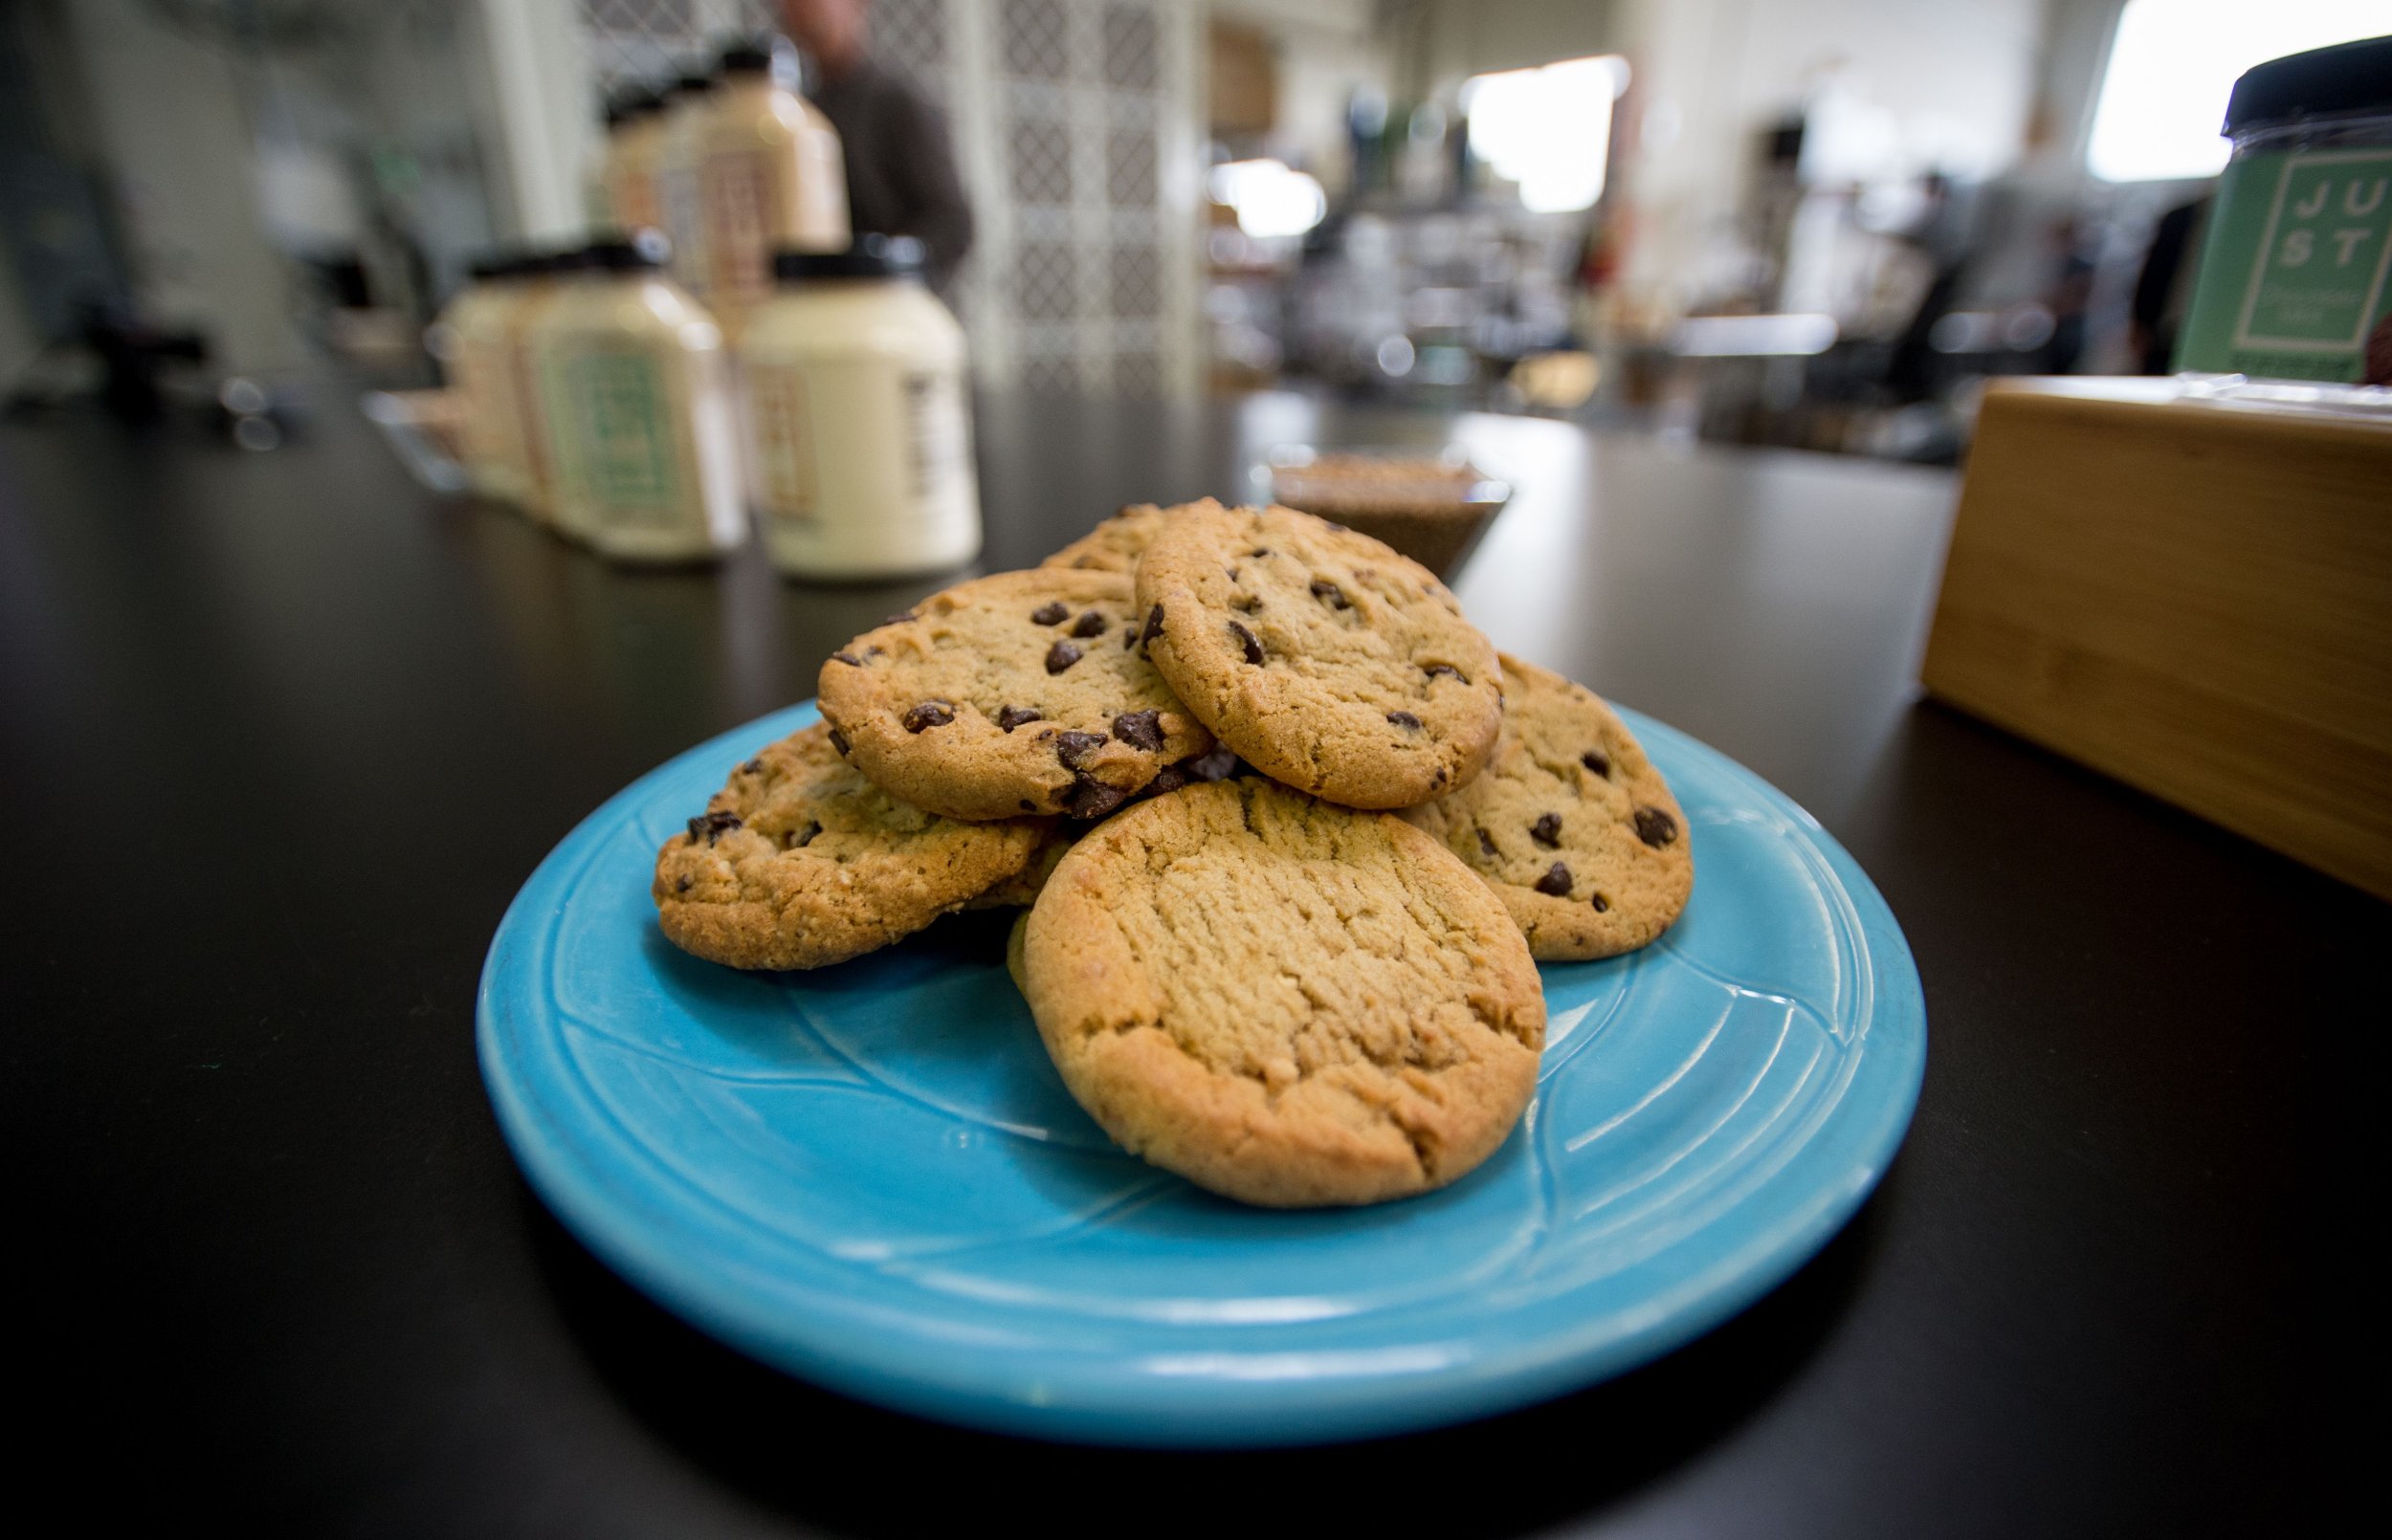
[1254,447,1512,578]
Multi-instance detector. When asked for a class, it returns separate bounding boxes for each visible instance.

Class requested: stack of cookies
[653,499,1694,1207]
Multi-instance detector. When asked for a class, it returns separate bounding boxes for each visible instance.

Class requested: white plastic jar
[533,232,745,563]
[432,255,528,505]
[698,39,849,336]
[739,234,981,579]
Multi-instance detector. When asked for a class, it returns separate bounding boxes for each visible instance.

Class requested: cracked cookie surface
[653,721,1047,969]
[1134,503,1501,809]
[817,568,1214,822]
[1401,654,1693,959]
[1019,777,1544,1207]
[1039,497,1224,574]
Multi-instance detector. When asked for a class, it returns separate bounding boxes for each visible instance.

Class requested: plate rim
[476,700,1926,1446]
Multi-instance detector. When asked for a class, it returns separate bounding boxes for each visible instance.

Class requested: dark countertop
[3,385,2368,1534]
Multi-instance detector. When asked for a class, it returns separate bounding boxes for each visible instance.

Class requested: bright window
[1463,55,1630,213]
[2086,0,2388,183]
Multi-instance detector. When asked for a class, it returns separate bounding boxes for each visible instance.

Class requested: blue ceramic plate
[478,701,1924,1446]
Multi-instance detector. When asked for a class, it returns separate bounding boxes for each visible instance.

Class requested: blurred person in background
[2132,196,2209,376]
[778,0,973,289]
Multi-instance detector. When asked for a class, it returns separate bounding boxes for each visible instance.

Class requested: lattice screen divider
[574,0,1201,399]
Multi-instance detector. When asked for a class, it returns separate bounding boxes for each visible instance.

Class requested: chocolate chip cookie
[1401,655,1693,960]
[1018,778,1545,1207]
[1039,498,1224,574]
[653,721,1048,969]
[1134,502,1502,809]
[817,568,1214,822]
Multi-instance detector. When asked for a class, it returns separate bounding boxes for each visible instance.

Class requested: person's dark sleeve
[887,85,973,287]
[2133,203,2195,334]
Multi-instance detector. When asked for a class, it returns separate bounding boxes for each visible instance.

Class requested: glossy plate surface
[477,701,1925,1445]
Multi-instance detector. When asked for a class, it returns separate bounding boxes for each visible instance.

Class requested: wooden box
[1920,379,2392,899]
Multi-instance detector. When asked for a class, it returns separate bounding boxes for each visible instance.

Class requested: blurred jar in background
[433,256,530,504]
[535,232,744,564]
[656,69,720,300]
[698,39,850,337]
[742,234,978,580]
[507,250,585,526]
[602,90,669,236]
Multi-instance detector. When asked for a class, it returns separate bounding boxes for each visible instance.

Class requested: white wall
[471,0,600,244]
[1611,0,2046,305]
[67,0,299,374]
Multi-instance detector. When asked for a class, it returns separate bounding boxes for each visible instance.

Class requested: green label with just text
[2177,148,2392,385]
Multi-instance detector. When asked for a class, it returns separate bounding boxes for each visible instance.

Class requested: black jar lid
[773,233,925,281]
[2224,34,2392,134]
[587,228,675,273]
[605,88,662,127]
[719,38,775,75]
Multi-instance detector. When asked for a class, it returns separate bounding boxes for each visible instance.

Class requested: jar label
[557,347,690,528]
[902,370,967,500]
[701,149,775,305]
[748,362,817,521]
[2179,148,2392,384]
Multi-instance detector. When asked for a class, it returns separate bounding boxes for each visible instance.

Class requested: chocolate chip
[1582,749,1611,778]
[1140,604,1165,649]
[1229,620,1264,664]
[1225,565,1239,581]
[1531,812,1561,847]
[1046,640,1082,673]
[1122,628,1138,649]
[740,758,764,775]
[1031,601,1069,626]
[1054,730,1107,768]
[997,704,1042,733]
[1432,767,1448,787]
[1062,775,1129,820]
[1477,827,1498,858]
[828,727,849,756]
[830,651,863,667]
[1249,547,1271,558]
[881,611,916,627]
[675,875,691,892]
[1424,664,1467,684]
[1535,862,1573,896]
[1070,610,1106,638]
[1386,710,1423,730]
[1634,807,1678,847]
[1590,892,1609,913]
[1112,710,1163,750]
[901,701,954,733]
[1320,518,1349,533]
[1146,765,1188,796]
[687,810,742,844]
[1309,579,1350,609]
[791,822,821,848]
[1182,746,1240,781]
